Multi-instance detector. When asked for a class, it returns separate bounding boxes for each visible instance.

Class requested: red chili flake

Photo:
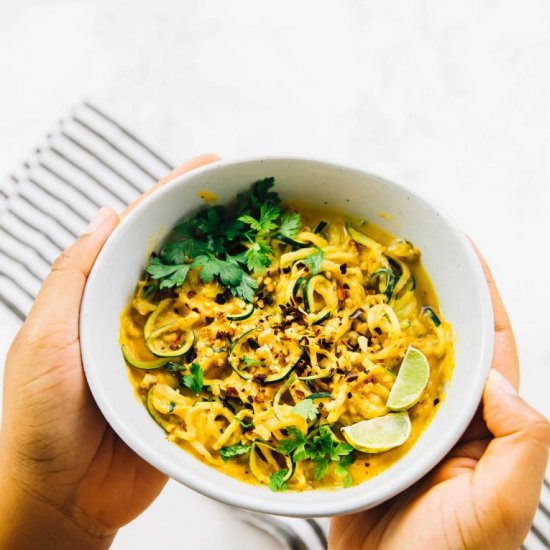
[253,373,267,385]
[225,387,239,398]
[187,290,196,298]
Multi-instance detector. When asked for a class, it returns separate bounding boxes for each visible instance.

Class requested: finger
[473,369,550,544]
[121,153,220,218]
[469,239,519,389]
[24,207,120,341]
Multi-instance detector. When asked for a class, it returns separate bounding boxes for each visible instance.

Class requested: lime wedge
[342,412,411,453]
[386,346,430,412]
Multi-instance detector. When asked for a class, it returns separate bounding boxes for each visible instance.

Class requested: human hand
[0,154,219,549]
[329,250,550,550]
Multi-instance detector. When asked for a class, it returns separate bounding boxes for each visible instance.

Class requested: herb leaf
[278,212,301,239]
[193,255,243,287]
[313,458,329,481]
[292,399,318,422]
[278,425,355,485]
[145,257,192,288]
[143,178,297,301]
[268,469,289,492]
[278,427,305,453]
[219,443,251,463]
[230,272,258,303]
[182,363,203,395]
[244,241,272,274]
[302,248,325,275]
[239,203,280,234]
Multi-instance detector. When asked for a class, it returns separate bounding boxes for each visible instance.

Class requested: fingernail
[489,369,517,396]
[82,207,110,235]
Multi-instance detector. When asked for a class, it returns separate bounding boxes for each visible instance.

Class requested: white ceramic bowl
[80,157,493,517]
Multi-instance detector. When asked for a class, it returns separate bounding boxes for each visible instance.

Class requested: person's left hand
[0,154,219,549]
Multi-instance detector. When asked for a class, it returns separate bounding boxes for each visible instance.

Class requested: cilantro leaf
[278,212,301,239]
[145,257,192,288]
[217,261,243,287]
[145,178,289,300]
[250,177,280,208]
[239,203,280,234]
[236,418,254,430]
[193,256,243,287]
[245,241,272,274]
[292,399,318,422]
[334,463,353,487]
[302,248,325,275]
[278,424,355,484]
[313,458,329,481]
[182,363,203,395]
[268,469,289,492]
[278,427,307,456]
[142,280,157,299]
[161,240,209,264]
[230,272,258,303]
[219,443,251,463]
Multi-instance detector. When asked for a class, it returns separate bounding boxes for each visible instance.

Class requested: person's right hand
[330,251,550,550]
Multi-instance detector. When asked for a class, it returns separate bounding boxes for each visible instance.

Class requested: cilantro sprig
[269,469,289,492]
[182,363,203,395]
[278,426,355,486]
[302,248,325,275]
[219,443,251,463]
[144,178,302,301]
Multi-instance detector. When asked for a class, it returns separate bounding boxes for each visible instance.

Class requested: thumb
[474,369,550,532]
[25,207,119,340]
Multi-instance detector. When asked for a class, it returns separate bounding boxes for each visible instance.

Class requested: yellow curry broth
[119,202,454,490]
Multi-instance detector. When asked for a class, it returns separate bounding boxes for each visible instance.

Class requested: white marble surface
[1,1,549,547]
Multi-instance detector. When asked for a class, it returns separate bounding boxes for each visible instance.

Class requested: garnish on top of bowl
[119,178,454,491]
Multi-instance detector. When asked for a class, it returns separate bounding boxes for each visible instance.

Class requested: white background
[0,1,549,548]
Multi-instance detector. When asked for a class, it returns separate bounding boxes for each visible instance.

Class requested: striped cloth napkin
[0,102,548,550]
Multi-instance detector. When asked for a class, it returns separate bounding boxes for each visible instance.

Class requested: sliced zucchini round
[279,247,317,269]
[314,220,328,234]
[146,386,172,431]
[297,365,333,380]
[421,306,441,327]
[292,277,306,299]
[307,307,331,325]
[369,268,396,300]
[302,274,324,313]
[121,344,169,370]
[275,234,309,249]
[273,374,298,417]
[143,298,173,341]
[249,441,294,484]
[226,302,255,321]
[146,324,195,357]
[302,275,334,324]
[345,222,382,250]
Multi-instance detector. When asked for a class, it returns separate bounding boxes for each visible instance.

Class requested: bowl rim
[80,155,494,517]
